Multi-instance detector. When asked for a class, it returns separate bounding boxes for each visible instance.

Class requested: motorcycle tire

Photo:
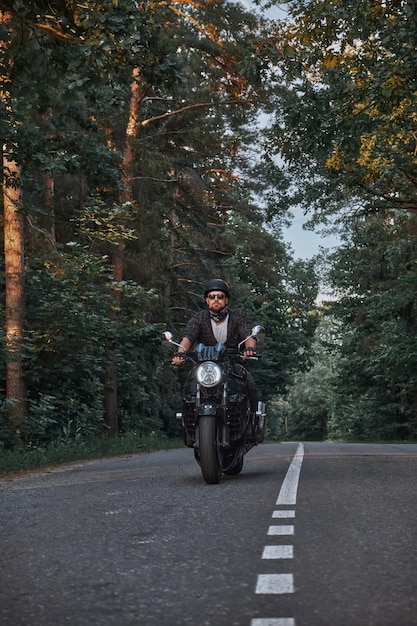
[198,416,222,484]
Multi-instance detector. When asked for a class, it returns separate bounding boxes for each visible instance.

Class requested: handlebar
[171,351,259,365]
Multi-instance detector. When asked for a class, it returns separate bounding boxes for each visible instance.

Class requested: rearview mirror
[162,330,174,347]
[237,325,266,350]
[161,331,181,348]
[252,325,265,342]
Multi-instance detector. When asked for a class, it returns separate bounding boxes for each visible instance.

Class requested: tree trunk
[3,149,27,435]
[103,67,143,435]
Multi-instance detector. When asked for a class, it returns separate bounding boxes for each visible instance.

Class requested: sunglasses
[207,293,226,300]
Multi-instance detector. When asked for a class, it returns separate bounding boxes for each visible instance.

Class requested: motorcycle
[162,325,266,484]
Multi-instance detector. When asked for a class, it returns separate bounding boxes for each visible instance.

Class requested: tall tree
[325,212,417,440]
[100,0,275,430]
[1,0,295,446]
[262,0,417,438]
[3,151,27,433]
[1,8,27,434]
[0,0,332,451]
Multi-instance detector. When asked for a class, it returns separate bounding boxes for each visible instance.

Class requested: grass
[0,432,183,477]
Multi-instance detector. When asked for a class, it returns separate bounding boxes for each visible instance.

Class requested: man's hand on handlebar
[242,346,257,360]
[172,351,186,365]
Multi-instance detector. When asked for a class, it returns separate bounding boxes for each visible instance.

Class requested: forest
[1,0,416,453]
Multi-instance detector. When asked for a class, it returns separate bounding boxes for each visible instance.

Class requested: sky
[283,210,340,261]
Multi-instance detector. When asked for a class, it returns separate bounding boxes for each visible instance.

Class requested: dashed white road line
[262,545,293,559]
[272,510,295,518]
[267,525,294,535]
[252,443,305,626]
[255,574,294,594]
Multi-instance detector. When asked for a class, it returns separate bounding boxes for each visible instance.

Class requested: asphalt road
[1,442,417,626]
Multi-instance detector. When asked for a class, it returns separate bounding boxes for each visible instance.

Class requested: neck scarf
[209,307,229,323]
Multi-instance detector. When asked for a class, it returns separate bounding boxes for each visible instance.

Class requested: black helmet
[204,279,230,298]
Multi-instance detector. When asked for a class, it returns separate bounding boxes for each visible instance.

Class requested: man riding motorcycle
[172,278,264,443]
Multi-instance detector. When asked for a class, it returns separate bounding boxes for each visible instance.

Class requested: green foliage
[22,246,111,444]
[0,0,323,452]
[256,1,417,442]
[275,214,417,442]
[324,213,417,440]
[6,242,166,446]
[261,0,417,226]
[267,312,340,441]
[77,201,139,246]
[236,268,319,402]
[283,364,331,441]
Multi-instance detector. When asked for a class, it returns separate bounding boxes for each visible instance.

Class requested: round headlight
[196,361,222,387]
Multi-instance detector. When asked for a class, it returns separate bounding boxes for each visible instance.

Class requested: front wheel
[198,416,222,484]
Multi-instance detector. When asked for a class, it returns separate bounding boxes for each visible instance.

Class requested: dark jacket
[183,308,253,349]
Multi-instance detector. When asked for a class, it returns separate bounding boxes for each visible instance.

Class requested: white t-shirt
[211,316,229,344]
